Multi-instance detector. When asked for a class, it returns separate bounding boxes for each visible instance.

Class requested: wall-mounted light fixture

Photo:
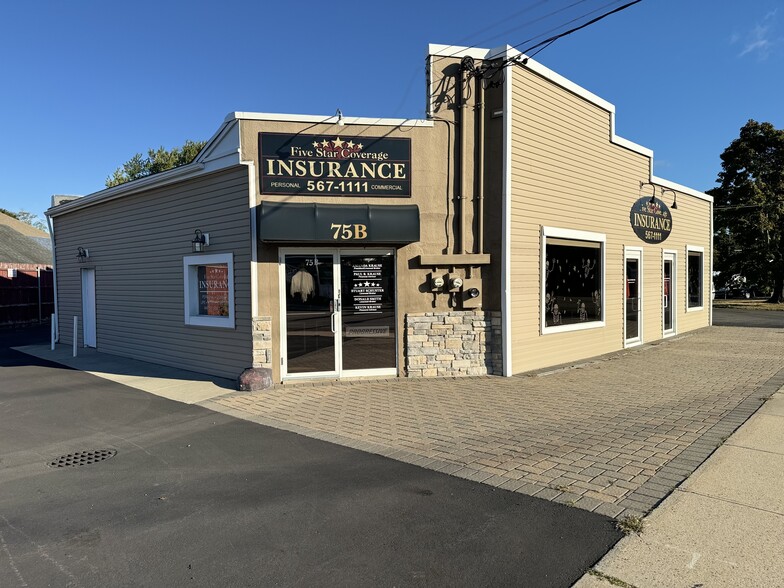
[640,181,658,204]
[662,188,678,209]
[76,247,89,263]
[191,229,210,252]
[336,108,344,126]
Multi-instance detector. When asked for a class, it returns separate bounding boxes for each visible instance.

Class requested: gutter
[45,213,59,341]
[47,161,206,218]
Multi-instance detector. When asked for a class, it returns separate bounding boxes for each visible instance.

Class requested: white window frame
[183,253,235,328]
[624,246,644,348]
[662,249,678,337]
[541,226,606,335]
[686,245,704,312]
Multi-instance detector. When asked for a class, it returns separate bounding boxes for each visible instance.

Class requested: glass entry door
[281,249,396,379]
[625,249,642,346]
[283,254,337,376]
[663,252,675,336]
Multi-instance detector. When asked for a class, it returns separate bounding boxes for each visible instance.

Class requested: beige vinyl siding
[508,66,710,374]
[52,167,252,379]
[675,197,712,333]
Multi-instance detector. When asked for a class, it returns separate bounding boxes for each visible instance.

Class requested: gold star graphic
[346,140,355,149]
[312,141,320,149]
[321,140,330,148]
[333,137,345,148]
[356,143,363,150]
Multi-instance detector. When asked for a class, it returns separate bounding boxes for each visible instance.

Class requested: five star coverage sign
[259,132,412,197]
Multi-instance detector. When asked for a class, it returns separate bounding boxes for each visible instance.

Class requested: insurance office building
[47,44,712,389]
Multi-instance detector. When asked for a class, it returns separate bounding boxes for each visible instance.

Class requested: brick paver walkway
[202,326,784,519]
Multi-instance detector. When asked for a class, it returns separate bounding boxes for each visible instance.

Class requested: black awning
[258,202,420,244]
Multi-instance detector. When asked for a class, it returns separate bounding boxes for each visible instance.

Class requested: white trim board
[501,48,513,377]
[227,112,433,128]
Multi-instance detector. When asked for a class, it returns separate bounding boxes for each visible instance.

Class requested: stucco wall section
[405,311,501,377]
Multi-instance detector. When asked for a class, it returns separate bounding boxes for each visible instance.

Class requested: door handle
[331,312,336,333]
[664,295,669,308]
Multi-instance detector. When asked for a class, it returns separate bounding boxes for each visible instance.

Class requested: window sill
[542,321,605,335]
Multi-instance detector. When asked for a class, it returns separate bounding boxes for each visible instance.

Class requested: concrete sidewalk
[15,324,784,586]
[14,343,235,404]
[574,388,784,588]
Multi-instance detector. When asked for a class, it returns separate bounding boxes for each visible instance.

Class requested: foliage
[1,208,48,232]
[709,120,784,303]
[105,140,206,187]
[616,514,645,536]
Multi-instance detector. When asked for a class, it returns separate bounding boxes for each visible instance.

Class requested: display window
[183,253,235,328]
[687,246,704,310]
[541,227,606,334]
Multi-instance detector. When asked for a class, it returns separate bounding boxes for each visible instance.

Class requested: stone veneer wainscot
[252,316,272,368]
[405,311,502,377]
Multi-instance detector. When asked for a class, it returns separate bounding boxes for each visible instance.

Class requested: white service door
[81,268,96,347]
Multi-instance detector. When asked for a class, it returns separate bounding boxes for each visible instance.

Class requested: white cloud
[737,10,780,60]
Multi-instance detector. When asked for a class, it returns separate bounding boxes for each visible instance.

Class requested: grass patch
[588,569,639,588]
[616,514,645,535]
[712,299,784,311]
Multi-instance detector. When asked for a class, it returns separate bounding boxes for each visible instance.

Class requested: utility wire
[714,203,776,211]
[508,0,626,59]
[510,0,644,62]
[434,0,642,87]
[431,0,597,65]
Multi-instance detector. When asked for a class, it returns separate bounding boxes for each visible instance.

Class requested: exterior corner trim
[501,48,513,377]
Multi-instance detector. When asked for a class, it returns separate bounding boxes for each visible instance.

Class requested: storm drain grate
[49,449,117,468]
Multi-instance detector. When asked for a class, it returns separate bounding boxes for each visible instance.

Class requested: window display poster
[198,264,229,316]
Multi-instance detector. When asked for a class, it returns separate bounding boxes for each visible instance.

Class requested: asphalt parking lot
[0,326,620,588]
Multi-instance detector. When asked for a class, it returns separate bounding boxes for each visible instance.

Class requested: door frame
[663,250,677,337]
[624,247,643,347]
[80,267,96,348]
[278,247,397,380]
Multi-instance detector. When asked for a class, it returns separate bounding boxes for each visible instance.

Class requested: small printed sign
[259,132,411,197]
[350,261,384,314]
[345,326,390,337]
[629,197,672,244]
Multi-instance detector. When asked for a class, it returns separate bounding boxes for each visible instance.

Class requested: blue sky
[1,0,782,223]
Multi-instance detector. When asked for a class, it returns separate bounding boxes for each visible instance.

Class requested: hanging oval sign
[629,197,672,244]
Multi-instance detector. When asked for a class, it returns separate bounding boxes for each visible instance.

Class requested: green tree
[709,120,784,303]
[106,139,206,187]
[1,208,48,232]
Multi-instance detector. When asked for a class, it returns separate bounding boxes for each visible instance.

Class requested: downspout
[458,62,467,254]
[46,213,59,341]
[476,72,485,255]
[709,198,714,326]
